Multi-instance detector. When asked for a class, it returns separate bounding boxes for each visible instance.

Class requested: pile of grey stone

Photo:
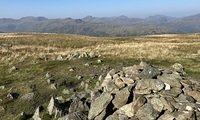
[33,62,200,120]
[56,51,98,61]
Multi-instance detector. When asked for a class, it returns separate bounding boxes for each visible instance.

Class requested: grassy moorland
[0,33,200,119]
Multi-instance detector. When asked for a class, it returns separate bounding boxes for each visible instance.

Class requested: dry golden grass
[1,33,200,66]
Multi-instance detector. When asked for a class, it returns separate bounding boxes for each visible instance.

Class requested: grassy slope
[0,33,200,119]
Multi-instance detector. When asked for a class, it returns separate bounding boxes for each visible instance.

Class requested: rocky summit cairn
[33,62,200,120]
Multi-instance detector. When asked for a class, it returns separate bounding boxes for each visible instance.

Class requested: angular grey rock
[158,112,175,120]
[114,78,125,89]
[20,92,34,101]
[135,79,164,94]
[187,90,200,102]
[112,87,130,109]
[135,79,152,94]
[88,92,113,120]
[88,51,96,58]
[172,63,185,75]
[160,97,175,112]
[47,97,62,118]
[159,87,182,97]
[69,96,89,113]
[62,89,70,95]
[120,77,135,85]
[50,83,57,90]
[150,97,164,112]
[106,114,129,120]
[139,64,161,79]
[176,93,195,103]
[172,110,196,120]
[94,109,106,120]
[116,95,146,117]
[58,111,87,120]
[157,74,182,88]
[56,54,63,60]
[136,103,160,120]
[32,106,41,120]
[122,65,139,78]
[91,89,101,102]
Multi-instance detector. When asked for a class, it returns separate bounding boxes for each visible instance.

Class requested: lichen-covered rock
[112,87,130,109]
[20,92,34,101]
[88,92,113,119]
[157,74,182,88]
[136,103,160,120]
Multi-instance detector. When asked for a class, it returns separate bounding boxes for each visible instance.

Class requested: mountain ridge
[0,13,200,36]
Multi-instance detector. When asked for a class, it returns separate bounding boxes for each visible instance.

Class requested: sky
[1,0,200,19]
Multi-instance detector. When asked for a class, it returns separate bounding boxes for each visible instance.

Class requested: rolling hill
[0,13,200,36]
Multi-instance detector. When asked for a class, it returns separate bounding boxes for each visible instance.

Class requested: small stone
[69,68,75,72]
[9,66,17,73]
[97,59,102,63]
[20,92,34,101]
[32,106,42,120]
[172,63,185,75]
[45,72,51,78]
[186,106,193,111]
[50,84,57,90]
[0,85,5,90]
[62,89,70,94]
[56,96,64,103]
[84,63,90,66]
[164,83,171,90]
[7,93,14,100]
[56,54,63,60]
[47,79,55,84]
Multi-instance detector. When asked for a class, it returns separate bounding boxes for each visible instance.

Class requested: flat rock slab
[88,92,113,120]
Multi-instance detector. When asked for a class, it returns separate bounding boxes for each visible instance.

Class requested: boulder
[88,92,113,119]
[150,97,164,112]
[136,103,160,120]
[187,90,200,102]
[58,111,87,120]
[172,63,185,75]
[172,110,196,120]
[139,64,161,79]
[116,95,146,117]
[158,112,175,120]
[159,87,182,97]
[112,87,130,109]
[135,79,164,94]
[160,97,175,112]
[157,74,182,88]
[69,96,89,113]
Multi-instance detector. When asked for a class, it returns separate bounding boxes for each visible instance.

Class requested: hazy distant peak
[20,16,48,22]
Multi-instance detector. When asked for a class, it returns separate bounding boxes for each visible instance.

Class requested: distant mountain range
[0,13,200,36]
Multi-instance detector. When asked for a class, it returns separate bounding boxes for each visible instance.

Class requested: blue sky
[1,0,200,19]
